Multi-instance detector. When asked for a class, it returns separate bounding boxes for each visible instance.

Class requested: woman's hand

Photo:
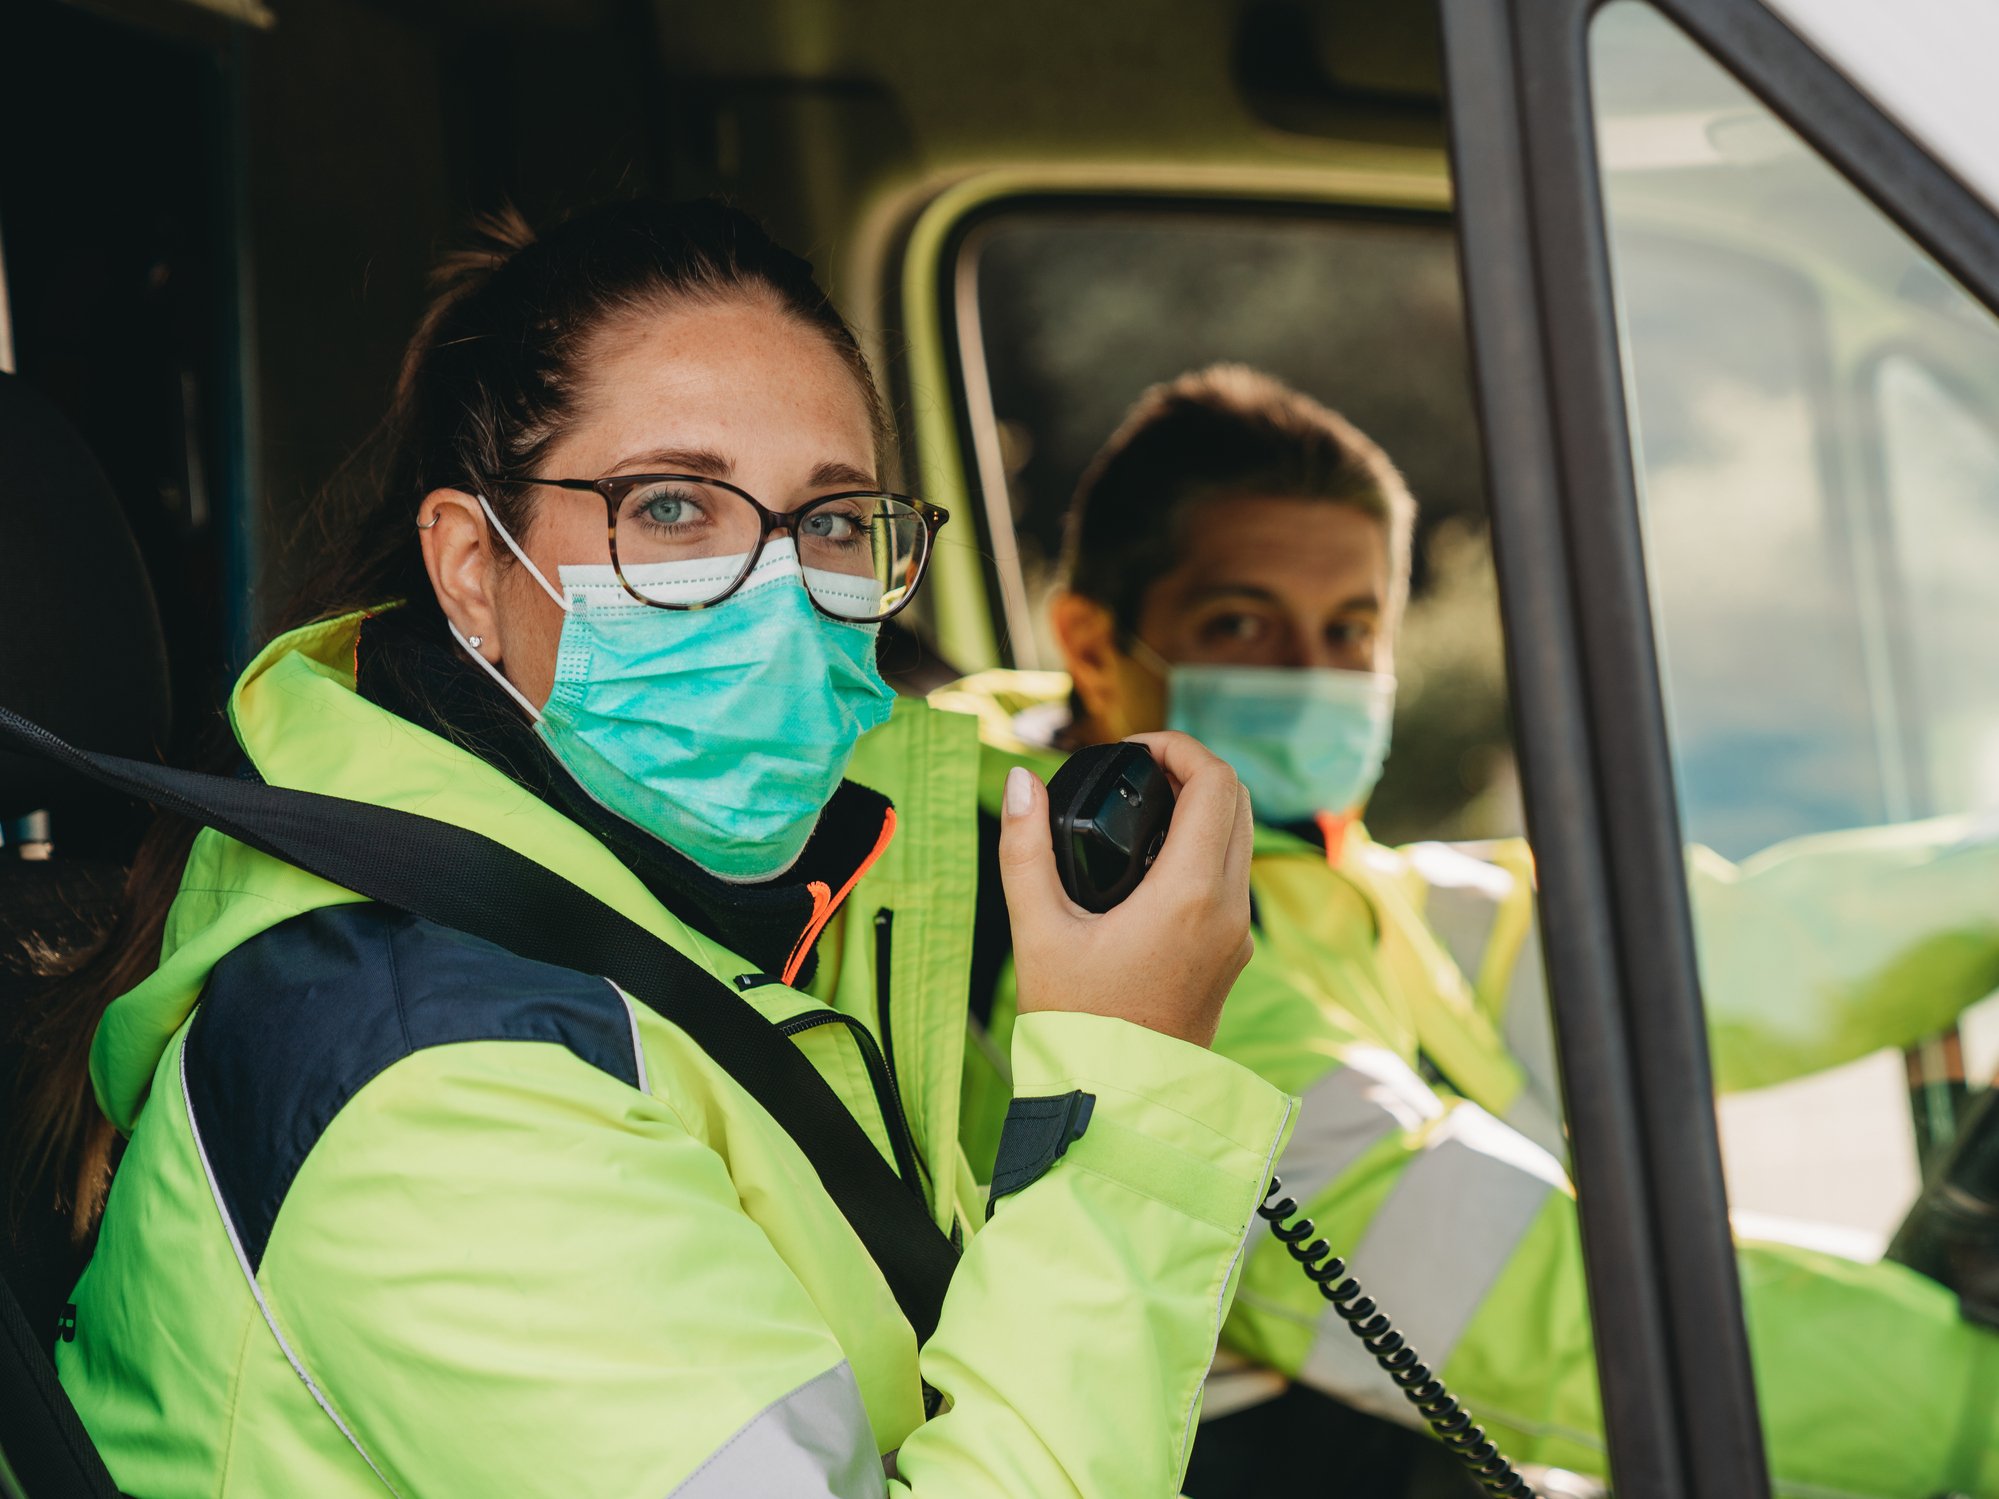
[997,731,1255,1049]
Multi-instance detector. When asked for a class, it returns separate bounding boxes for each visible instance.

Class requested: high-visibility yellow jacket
[57,616,1295,1498]
[933,668,1999,1499]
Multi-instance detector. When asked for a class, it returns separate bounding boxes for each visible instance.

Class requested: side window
[1876,354,1999,819]
[957,206,1513,841]
[1874,354,1999,1113]
[1593,0,1999,1256]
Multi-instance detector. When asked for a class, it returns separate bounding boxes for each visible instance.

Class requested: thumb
[995,765,1074,931]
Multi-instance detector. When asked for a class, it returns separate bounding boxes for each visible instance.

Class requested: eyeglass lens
[611,480,927,620]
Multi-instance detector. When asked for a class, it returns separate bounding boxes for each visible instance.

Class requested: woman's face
[423,295,879,708]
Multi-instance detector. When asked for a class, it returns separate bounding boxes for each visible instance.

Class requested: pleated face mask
[457,497,895,882]
[1163,663,1397,827]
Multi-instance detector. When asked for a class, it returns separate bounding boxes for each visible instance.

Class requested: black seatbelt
[0,1265,124,1499]
[0,707,958,1343]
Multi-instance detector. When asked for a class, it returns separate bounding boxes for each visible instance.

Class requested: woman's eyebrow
[809,460,879,490]
[599,451,877,490]
[605,446,734,477]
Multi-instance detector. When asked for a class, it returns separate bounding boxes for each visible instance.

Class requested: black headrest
[0,370,171,820]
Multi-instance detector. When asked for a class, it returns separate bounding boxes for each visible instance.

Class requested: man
[933,365,1999,1497]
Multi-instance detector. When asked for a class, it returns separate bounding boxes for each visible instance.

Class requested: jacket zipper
[777,1005,927,1198]
[870,908,928,1195]
[874,907,953,1420]
[874,909,899,1084]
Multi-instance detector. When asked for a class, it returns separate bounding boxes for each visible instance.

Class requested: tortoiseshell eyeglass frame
[503,472,950,622]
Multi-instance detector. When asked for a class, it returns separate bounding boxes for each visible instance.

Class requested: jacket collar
[352,606,893,986]
[91,608,912,1131]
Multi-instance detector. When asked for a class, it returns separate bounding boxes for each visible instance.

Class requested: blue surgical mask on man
[455,496,894,882]
[1129,638,1396,825]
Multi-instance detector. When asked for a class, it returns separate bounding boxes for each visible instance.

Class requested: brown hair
[10,196,889,1234]
[1061,363,1416,630]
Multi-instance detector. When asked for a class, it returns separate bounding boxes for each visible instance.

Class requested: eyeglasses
[508,472,949,623]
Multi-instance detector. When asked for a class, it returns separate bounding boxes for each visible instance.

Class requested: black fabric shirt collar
[352,607,890,986]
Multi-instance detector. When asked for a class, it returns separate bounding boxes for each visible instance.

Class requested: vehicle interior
[4,0,1997,1495]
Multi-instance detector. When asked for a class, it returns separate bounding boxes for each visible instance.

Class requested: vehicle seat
[0,367,164,1499]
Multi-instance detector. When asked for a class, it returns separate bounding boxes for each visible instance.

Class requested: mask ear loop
[437,494,572,724]
[1121,632,1175,684]
[477,492,570,612]
[447,617,545,722]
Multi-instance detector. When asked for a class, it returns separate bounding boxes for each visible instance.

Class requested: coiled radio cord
[1258,1175,1540,1498]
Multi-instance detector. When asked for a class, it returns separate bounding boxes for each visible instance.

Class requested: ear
[1050,590,1127,737]
[417,488,502,662]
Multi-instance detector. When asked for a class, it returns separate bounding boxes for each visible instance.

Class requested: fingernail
[1004,766,1033,819]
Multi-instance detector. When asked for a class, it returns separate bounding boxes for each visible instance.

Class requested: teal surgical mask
[456,496,894,882]
[1130,640,1396,825]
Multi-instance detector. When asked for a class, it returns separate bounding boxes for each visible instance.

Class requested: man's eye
[1202,613,1268,644]
[1330,619,1377,647]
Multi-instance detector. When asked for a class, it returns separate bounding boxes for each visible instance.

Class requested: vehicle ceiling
[213,0,1446,603]
[645,0,1449,248]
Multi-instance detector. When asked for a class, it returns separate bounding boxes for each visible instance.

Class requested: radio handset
[1045,741,1176,913]
[1048,743,1541,1498]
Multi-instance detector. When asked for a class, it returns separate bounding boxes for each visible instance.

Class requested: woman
[37,199,1291,1496]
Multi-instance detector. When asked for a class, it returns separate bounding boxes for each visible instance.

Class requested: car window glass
[1876,354,1999,1098]
[1877,355,1999,814]
[1593,0,1999,1253]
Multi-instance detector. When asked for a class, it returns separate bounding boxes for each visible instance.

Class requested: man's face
[1057,494,1393,739]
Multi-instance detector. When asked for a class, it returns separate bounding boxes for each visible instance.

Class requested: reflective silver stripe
[608,979,651,1093]
[1402,841,1516,901]
[1420,887,1504,997]
[1274,1046,1444,1210]
[179,1042,401,1495]
[1499,918,1564,1129]
[1498,924,1568,1158]
[1403,842,1513,987]
[1503,1084,1568,1160]
[670,1362,887,1498]
[1298,1102,1562,1426]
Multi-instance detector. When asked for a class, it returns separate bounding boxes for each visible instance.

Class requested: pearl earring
[467,635,484,649]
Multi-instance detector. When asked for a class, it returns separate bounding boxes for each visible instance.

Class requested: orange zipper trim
[780,806,899,987]
[351,610,378,686]
[1314,810,1353,868]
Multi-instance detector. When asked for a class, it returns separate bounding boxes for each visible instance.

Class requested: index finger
[1123,730,1227,795]
[1123,731,1243,886]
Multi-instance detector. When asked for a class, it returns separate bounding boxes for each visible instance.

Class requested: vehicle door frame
[1437,0,1999,1495]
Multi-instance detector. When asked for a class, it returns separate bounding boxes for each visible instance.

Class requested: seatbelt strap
[0,1269,123,1499]
[0,707,959,1343]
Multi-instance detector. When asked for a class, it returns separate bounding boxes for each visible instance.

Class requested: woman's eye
[1329,619,1378,649]
[632,487,704,528]
[802,508,863,543]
